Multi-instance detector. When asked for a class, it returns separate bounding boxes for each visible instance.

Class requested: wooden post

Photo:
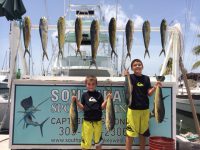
[179,57,200,138]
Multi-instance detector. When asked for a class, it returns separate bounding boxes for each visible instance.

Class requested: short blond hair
[85,75,97,85]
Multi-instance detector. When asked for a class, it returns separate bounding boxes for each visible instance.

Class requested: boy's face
[132,61,143,75]
[86,80,97,92]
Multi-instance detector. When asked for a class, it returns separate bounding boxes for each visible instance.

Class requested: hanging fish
[39,17,48,61]
[160,19,167,56]
[75,17,82,57]
[23,16,31,57]
[109,17,118,59]
[125,19,134,60]
[57,16,66,58]
[90,20,99,69]
[142,20,151,58]
[105,91,115,131]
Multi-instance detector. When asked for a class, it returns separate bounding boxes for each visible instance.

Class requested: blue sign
[11,83,173,146]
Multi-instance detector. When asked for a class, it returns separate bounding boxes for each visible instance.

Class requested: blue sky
[0,0,200,75]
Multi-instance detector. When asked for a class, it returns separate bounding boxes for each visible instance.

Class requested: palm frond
[192,61,200,70]
[192,45,200,55]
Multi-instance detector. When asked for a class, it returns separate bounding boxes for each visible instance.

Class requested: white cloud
[101,4,144,29]
[101,4,128,28]
[133,15,144,28]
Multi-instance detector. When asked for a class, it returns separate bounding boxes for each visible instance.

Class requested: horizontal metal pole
[32,25,176,32]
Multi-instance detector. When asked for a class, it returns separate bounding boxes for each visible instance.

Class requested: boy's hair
[131,59,143,69]
[85,75,97,85]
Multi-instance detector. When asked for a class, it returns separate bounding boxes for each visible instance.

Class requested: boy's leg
[126,135,133,150]
[139,135,145,150]
[81,120,93,149]
[94,121,103,150]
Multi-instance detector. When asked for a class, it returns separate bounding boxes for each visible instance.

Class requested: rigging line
[44,0,50,22]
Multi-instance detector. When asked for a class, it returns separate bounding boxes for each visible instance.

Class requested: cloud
[101,4,144,29]
[101,4,128,28]
[133,15,144,28]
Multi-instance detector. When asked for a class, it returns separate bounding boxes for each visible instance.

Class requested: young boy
[124,59,161,150]
[71,75,111,150]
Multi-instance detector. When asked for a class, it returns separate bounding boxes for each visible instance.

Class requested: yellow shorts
[81,120,103,149]
[126,108,150,137]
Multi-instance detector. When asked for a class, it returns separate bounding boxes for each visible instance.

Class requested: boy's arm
[101,93,112,109]
[72,96,84,110]
[148,81,162,96]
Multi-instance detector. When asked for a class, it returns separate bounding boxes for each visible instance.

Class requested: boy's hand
[71,96,77,102]
[123,70,129,76]
[154,81,162,88]
[106,92,113,100]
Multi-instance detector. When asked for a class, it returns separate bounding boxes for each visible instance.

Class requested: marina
[0,0,200,150]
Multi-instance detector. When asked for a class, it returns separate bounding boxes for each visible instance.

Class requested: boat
[176,75,200,114]
[50,5,118,77]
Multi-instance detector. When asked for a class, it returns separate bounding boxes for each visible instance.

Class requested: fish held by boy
[151,76,169,123]
[75,17,83,58]
[125,19,134,60]
[90,20,99,69]
[69,92,78,133]
[39,17,49,61]
[23,16,31,57]
[105,91,115,131]
[142,20,151,58]
[109,17,118,59]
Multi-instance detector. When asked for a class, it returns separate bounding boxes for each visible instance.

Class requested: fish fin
[150,111,155,118]
[40,117,50,137]
[144,49,150,58]
[43,51,49,61]
[24,49,31,57]
[159,49,166,56]
[89,60,98,69]
[76,49,82,58]
[111,50,118,59]
[163,95,169,100]
[125,53,131,61]
[58,49,64,59]
[17,117,24,125]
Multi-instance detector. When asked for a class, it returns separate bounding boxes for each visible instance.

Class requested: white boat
[176,78,200,114]
[0,70,9,130]
[50,5,118,77]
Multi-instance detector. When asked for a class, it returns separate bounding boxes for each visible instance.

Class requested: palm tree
[192,45,200,70]
[160,57,173,75]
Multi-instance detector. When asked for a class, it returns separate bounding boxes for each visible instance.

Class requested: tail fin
[159,48,166,56]
[24,49,30,57]
[111,50,118,59]
[58,49,64,59]
[39,117,49,137]
[125,52,131,61]
[42,51,49,61]
[76,49,82,58]
[144,49,150,58]
[89,59,98,69]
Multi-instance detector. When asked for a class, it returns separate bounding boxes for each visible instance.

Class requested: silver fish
[57,16,66,58]
[125,19,134,60]
[39,17,48,61]
[142,20,151,58]
[105,91,115,131]
[23,16,31,57]
[109,17,118,59]
[75,17,82,57]
[90,20,99,69]
[160,19,167,56]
